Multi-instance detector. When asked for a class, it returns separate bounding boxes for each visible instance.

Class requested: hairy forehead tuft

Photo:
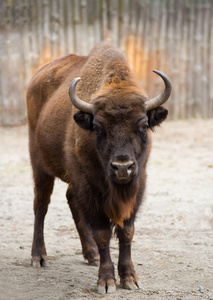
[92,91,147,116]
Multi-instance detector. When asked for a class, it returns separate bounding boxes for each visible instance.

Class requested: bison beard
[27,42,172,294]
[105,181,139,227]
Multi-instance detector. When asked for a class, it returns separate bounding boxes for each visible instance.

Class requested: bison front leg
[91,218,116,294]
[117,221,139,290]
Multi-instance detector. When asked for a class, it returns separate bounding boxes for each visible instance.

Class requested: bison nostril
[127,162,135,174]
[111,163,119,174]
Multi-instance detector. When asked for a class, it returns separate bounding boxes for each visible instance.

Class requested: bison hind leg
[31,169,55,268]
[66,186,99,265]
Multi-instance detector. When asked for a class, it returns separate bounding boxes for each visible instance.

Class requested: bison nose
[111,160,135,179]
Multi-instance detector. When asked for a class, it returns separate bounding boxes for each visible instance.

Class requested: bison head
[68,70,171,186]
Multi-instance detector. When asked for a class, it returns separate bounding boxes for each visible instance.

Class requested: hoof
[97,284,106,294]
[121,278,140,290]
[32,256,48,268]
[88,256,100,267]
[84,249,100,266]
[97,279,116,294]
[107,284,116,294]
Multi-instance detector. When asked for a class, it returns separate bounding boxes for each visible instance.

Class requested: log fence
[0,0,213,125]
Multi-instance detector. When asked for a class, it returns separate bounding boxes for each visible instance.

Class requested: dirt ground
[0,119,213,300]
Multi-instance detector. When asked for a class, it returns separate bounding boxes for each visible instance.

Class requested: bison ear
[147,106,168,129]
[73,111,94,130]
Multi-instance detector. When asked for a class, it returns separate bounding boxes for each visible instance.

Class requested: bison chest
[71,170,141,227]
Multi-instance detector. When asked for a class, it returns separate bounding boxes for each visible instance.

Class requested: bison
[26,42,172,294]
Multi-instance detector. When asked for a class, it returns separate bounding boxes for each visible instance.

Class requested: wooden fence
[0,0,213,125]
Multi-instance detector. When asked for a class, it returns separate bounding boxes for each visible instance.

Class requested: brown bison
[26,42,172,294]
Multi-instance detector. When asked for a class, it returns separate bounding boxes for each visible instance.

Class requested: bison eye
[137,123,148,143]
[138,123,148,133]
[93,119,105,136]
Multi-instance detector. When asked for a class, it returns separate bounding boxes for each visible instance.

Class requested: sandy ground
[0,119,213,300]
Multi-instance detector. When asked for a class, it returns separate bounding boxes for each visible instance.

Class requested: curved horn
[145,70,172,111]
[68,77,93,114]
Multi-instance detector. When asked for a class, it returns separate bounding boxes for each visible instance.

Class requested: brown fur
[27,42,168,291]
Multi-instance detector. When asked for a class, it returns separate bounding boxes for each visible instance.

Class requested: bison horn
[145,70,172,111]
[68,77,93,114]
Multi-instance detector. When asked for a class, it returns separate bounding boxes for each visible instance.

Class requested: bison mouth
[111,176,133,185]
